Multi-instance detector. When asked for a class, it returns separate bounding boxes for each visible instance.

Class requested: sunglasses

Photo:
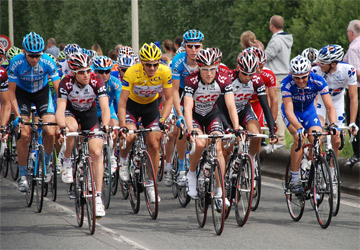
[185,44,202,49]
[76,69,92,75]
[120,68,127,73]
[319,61,328,66]
[199,66,217,72]
[27,53,42,58]
[239,70,254,76]
[96,69,111,74]
[144,63,159,68]
[293,74,309,80]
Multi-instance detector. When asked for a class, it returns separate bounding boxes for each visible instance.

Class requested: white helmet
[289,55,311,75]
[301,47,319,66]
[318,45,344,64]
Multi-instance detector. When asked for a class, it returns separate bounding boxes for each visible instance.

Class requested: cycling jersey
[110,70,122,82]
[184,72,233,117]
[0,66,8,92]
[8,53,59,93]
[217,63,230,75]
[122,63,172,104]
[58,72,107,112]
[58,59,71,76]
[96,75,121,120]
[281,71,329,112]
[171,52,198,89]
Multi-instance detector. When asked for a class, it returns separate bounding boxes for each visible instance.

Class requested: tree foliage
[1,0,359,68]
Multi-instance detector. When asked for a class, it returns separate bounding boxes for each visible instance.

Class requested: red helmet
[67,53,90,71]
[211,47,222,63]
[237,49,259,74]
[195,48,217,67]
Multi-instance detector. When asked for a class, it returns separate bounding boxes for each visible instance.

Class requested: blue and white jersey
[96,75,121,118]
[8,53,59,93]
[58,59,71,77]
[312,62,357,101]
[281,72,329,112]
[171,52,198,89]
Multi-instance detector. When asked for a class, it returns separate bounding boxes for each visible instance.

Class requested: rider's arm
[55,98,67,128]
[224,93,239,130]
[283,96,303,131]
[99,96,110,127]
[0,92,11,127]
[183,96,194,132]
[348,84,358,125]
[259,94,276,134]
[172,79,183,117]
[321,93,337,125]
[268,86,278,120]
[52,79,60,96]
[161,87,173,121]
[118,89,130,127]
[8,81,21,118]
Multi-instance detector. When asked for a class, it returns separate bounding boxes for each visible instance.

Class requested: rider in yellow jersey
[118,42,173,203]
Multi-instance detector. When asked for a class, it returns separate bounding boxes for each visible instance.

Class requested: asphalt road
[1,173,359,250]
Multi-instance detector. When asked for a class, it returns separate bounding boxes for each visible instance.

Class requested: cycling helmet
[64,43,81,57]
[67,53,90,71]
[81,48,89,55]
[176,46,186,54]
[195,48,217,66]
[58,50,66,60]
[6,46,22,61]
[139,43,162,62]
[117,54,139,68]
[118,46,135,57]
[237,49,259,74]
[289,55,311,75]
[92,56,113,70]
[211,47,222,63]
[87,50,98,59]
[0,43,5,56]
[183,29,204,43]
[318,45,344,64]
[22,32,44,53]
[45,53,59,67]
[301,47,319,66]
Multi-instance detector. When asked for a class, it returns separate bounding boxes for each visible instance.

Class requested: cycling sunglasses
[76,69,92,75]
[199,66,217,72]
[144,63,159,68]
[185,44,202,49]
[293,74,309,80]
[26,52,42,58]
[96,69,111,74]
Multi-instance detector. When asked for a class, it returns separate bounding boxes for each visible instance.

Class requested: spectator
[344,19,360,166]
[240,31,256,49]
[174,36,183,51]
[115,44,123,52]
[45,38,60,57]
[108,49,118,61]
[162,39,174,63]
[58,42,66,51]
[251,15,293,148]
[91,44,103,56]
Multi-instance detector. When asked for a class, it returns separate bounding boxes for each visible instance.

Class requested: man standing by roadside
[344,19,360,166]
[45,38,60,58]
[251,15,293,148]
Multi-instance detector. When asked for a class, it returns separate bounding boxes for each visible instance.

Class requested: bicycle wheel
[102,145,112,209]
[157,137,165,182]
[74,160,84,227]
[234,154,254,227]
[178,176,191,207]
[49,149,57,201]
[251,154,261,211]
[313,156,333,229]
[1,143,9,178]
[224,154,236,220]
[25,154,35,207]
[326,149,340,216]
[35,146,45,213]
[171,151,178,198]
[111,167,119,196]
[84,156,96,235]
[128,152,140,214]
[9,135,19,181]
[284,157,305,221]
[195,160,209,228]
[142,151,158,220]
[211,159,225,235]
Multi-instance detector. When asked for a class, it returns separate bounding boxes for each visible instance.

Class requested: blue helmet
[81,48,89,56]
[64,43,81,57]
[318,45,344,64]
[117,54,139,68]
[22,32,44,53]
[92,56,113,70]
[183,29,204,43]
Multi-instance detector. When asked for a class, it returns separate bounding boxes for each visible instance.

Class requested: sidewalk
[260,148,360,196]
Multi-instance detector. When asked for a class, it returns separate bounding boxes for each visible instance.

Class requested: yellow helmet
[139,43,162,61]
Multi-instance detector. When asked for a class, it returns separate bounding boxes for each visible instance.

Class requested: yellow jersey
[122,63,172,104]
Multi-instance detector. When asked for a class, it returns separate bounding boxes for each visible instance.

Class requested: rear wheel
[25,152,35,208]
[84,156,96,235]
[74,160,84,227]
[111,167,119,195]
[224,154,236,220]
[313,156,333,229]
[284,157,305,221]
[251,154,261,211]
[128,152,140,214]
[35,146,45,213]
[102,145,112,209]
[157,137,165,182]
[1,142,9,178]
[171,151,178,198]
[326,149,340,216]
[195,160,209,228]
[235,154,254,227]
[49,149,57,201]
[9,135,19,181]
[142,151,158,220]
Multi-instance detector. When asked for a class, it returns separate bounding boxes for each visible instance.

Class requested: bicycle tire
[128,152,140,214]
[49,149,57,202]
[235,154,254,227]
[142,151,158,220]
[177,179,191,207]
[1,142,9,178]
[157,137,165,182]
[251,153,261,211]
[111,167,119,196]
[102,145,112,209]
[74,160,84,227]
[195,160,209,228]
[211,159,225,235]
[84,156,96,235]
[35,146,45,213]
[224,153,236,220]
[313,156,333,229]
[9,135,19,181]
[284,156,305,221]
[326,149,340,216]
[171,151,178,198]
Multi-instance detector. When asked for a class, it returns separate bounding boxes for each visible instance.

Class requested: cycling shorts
[125,98,160,129]
[16,84,55,117]
[220,102,258,129]
[65,105,100,131]
[192,107,224,134]
[281,103,321,131]
[251,101,265,127]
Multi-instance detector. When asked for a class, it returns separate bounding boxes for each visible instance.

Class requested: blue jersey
[171,52,198,89]
[96,75,121,120]
[8,53,59,93]
[281,72,329,112]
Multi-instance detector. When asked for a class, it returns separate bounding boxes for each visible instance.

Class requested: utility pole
[131,0,139,53]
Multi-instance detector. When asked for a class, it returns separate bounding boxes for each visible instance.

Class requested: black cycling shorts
[125,98,160,129]
[65,105,100,131]
[192,107,224,134]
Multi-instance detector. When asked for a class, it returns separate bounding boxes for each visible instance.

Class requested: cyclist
[56,52,110,217]
[59,43,81,76]
[281,55,339,192]
[184,48,240,202]
[312,45,358,157]
[3,46,23,71]
[301,47,319,67]
[93,55,121,173]
[165,29,204,186]
[7,32,59,192]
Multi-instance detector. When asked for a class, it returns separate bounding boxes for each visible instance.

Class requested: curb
[259,148,360,196]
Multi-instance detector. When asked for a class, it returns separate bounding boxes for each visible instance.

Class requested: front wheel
[84,156,96,235]
[128,152,140,214]
[251,154,261,211]
[9,135,19,181]
[211,160,225,235]
[102,145,112,209]
[49,149,57,201]
[157,137,165,182]
[326,149,340,216]
[142,151,158,220]
[1,143,9,178]
[74,160,84,227]
[35,146,45,213]
[195,160,209,228]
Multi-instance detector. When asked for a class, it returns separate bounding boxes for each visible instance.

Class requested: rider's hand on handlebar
[349,122,359,136]
[329,123,341,137]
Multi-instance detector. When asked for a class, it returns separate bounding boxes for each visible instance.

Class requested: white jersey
[58,59,71,76]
